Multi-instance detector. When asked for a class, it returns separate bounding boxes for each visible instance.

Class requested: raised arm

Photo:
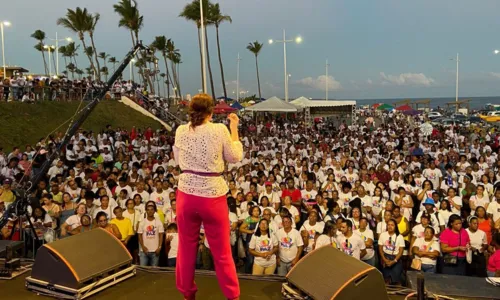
[222,115,243,163]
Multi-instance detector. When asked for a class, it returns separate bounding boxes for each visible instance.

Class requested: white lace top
[174,122,243,198]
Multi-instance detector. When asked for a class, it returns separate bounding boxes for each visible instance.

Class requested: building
[0,66,30,79]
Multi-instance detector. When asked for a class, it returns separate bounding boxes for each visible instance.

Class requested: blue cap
[423,198,435,206]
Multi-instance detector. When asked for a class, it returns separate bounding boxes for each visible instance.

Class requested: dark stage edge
[0,269,283,300]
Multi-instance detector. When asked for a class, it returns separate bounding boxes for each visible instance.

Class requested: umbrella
[372,103,382,109]
[403,109,422,116]
[213,102,237,114]
[230,102,243,110]
[377,103,394,111]
[395,104,412,111]
[420,123,433,136]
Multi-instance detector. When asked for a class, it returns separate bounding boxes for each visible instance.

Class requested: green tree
[180,0,215,99]
[108,57,117,72]
[57,8,99,79]
[247,41,264,100]
[114,0,154,93]
[98,52,110,81]
[208,3,231,100]
[151,36,173,99]
[30,30,49,75]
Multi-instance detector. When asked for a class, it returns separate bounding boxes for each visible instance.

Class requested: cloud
[379,72,435,86]
[296,75,342,91]
[489,72,500,79]
[367,79,373,85]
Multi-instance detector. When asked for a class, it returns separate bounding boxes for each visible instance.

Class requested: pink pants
[176,190,240,299]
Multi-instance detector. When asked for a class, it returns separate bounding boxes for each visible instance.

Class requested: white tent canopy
[245,96,298,112]
[291,96,356,108]
[290,96,311,108]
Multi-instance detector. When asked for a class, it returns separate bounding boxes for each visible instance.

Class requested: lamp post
[269,29,302,102]
[450,53,459,112]
[1,21,11,79]
[325,60,330,101]
[43,45,55,77]
[236,53,241,102]
[287,74,291,97]
[199,0,207,93]
[129,58,136,82]
[50,32,72,76]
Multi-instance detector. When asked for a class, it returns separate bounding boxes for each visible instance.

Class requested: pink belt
[182,170,223,177]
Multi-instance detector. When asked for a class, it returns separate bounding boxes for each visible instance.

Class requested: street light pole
[269,30,302,102]
[451,53,459,112]
[326,59,330,101]
[236,53,241,102]
[1,21,11,79]
[199,0,207,93]
[49,32,72,76]
[44,45,55,77]
[283,29,288,102]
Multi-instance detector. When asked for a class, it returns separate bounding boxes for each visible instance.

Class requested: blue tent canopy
[230,102,243,110]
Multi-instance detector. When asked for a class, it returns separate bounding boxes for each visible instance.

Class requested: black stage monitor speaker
[30,228,132,289]
[286,245,389,300]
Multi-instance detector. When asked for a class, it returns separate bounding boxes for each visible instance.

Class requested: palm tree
[31,30,49,75]
[65,42,80,69]
[59,45,69,74]
[57,8,99,79]
[87,12,102,80]
[85,67,93,77]
[151,36,172,99]
[75,68,84,79]
[167,39,182,98]
[208,3,231,100]
[108,57,117,72]
[98,52,110,81]
[67,63,76,79]
[160,73,166,98]
[180,0,215,99]
[170,52,183,98]
[84,47,95,78]
[114,0,154,93]
[100,67,109,82]
[247,41,264,100]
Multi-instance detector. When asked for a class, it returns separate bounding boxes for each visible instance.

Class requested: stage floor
[0,269,284,300]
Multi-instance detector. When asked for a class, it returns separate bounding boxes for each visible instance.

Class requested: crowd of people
[1,75,147,102]
[0,104,500,286]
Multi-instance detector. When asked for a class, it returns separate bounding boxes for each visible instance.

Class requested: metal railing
[133,91,184,126]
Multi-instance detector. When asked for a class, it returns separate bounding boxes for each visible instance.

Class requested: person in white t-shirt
[411,226,440,273]
[469,185,490,214]
[300,210,325,253]
[249,219,279,275]
[138,203,164,267]
[337,219,366,261]
[466,216,488,277]
[378,219,405,284]
[486,190,500,226]
[276,216,304,276]
[165,223,179,267]
[354,218,375,266]
[315,220,339,249]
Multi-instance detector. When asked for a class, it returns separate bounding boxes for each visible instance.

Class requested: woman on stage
[174,94,242,300]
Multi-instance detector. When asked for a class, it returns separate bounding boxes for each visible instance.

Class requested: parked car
[427,112,442,119]
[468,116,483,125]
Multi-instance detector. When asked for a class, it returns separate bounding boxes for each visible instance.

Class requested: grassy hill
[0,100,162,151]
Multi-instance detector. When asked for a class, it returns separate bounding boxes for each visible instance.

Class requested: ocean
[353,96,500,110]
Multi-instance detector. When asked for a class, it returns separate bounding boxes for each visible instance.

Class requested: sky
[2,0,500,100]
